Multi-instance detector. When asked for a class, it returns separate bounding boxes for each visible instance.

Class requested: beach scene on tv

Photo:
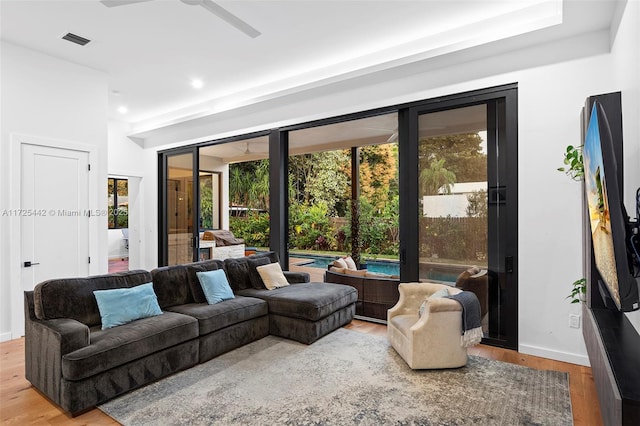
[583,107,620,307]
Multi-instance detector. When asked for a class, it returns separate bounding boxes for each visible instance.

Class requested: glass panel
[287,113,399,321]
[199,172,220,230]
[107,178,128,229]
[107,178,115,228]
[116,179,128,228]
[198,135,270,253]
[167,153,194,265]
[418,104,489,334]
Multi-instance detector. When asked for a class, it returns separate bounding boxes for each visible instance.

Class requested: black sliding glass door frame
[158,146,200,266]
[156,84,518,349]
[398,84,518,349]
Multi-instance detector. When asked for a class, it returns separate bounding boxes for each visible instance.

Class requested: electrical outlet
[569,314,581,329]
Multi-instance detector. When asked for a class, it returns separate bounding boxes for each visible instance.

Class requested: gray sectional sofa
[24,252,356,415]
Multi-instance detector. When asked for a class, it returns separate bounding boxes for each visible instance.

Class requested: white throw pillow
[256,262,290,290]
[332,258,348,269]
[343,256,357,270]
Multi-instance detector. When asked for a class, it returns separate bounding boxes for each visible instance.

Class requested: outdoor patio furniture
[324,268,399,321]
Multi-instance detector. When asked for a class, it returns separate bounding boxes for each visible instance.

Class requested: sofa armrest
[409,297,463,336]
[284,271,310,284]
[24,291,89,406]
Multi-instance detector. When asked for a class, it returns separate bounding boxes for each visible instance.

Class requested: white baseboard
[519,344,590,367]
[0,331,13,343]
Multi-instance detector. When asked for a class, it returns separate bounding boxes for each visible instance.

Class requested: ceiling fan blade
[199,0,261,38]
[100,0,154,7]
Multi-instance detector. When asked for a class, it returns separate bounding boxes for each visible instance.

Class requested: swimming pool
[291,253,460,283]
[292,253,400,274]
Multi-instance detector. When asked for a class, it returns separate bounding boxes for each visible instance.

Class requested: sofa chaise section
[238,283,356,344]
[25,270,199,415]
[226,252,357,344]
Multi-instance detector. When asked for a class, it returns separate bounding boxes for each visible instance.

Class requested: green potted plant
[557,145,584,181]
[567,278,586,304]
[559,146,586,304]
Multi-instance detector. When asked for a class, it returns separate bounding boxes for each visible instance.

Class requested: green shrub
[288,203,334,250]
[229,211,270,247]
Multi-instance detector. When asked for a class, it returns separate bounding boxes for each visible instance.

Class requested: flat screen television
[583,101,639,312]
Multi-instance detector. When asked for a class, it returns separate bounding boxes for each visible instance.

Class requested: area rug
[99,328,572,425]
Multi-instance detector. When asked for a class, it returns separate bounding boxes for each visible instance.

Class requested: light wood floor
[1,320,602,425]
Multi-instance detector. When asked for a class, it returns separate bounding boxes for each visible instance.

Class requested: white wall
[0,42,109,340]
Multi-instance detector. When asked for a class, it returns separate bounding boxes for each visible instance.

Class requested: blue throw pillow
[196,269,235,304]
[93,282,162,330]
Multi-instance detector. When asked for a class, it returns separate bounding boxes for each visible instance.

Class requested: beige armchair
[387,282,467,369]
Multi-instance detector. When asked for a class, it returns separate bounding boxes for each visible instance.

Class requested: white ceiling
[0,0,619,134]
[198,103,487,164]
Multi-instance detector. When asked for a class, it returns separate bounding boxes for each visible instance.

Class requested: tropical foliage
[228,134,487,264]
[199,175,213,229]
[229,160,269,210]
[419,133,486,183]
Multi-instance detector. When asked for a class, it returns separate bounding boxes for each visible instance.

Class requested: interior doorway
[12,135,96,339]
[107,177,129,273]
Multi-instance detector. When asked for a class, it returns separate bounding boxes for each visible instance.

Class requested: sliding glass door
[156,86,518,349]
[400,86,518,348]
[159,148,199,265]
[166,151,197,265]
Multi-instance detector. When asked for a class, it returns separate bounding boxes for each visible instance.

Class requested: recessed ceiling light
[191,79,204,89]
[117,106,128,114]
[111,90,121,96]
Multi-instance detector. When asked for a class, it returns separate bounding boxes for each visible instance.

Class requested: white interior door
[21,144,90,292]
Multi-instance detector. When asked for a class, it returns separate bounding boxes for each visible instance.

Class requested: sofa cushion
[236,282,357,322]
[247,256,273,289]
[151,260,226,308]
[224,257,251,292]
[166,296,268,336]
[93,283,163,329]
[61,311,198,381]
[33,270,152,327]
[150,265,193,308]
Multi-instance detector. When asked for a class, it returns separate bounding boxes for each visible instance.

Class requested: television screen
[583,101,639,311]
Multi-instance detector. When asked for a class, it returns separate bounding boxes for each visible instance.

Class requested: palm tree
[420,158,457,195]
[229,167,246,206]
[254,161,270,209]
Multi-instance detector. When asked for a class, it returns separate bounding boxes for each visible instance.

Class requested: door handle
[24,261,40,267]
[505,256,514,274]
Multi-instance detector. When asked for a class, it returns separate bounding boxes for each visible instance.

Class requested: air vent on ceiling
[62,32,91,46]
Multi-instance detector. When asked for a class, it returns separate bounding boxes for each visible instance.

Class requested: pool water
[292,253,459,283]
[292,254,401,275]
[293,254,397,271]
